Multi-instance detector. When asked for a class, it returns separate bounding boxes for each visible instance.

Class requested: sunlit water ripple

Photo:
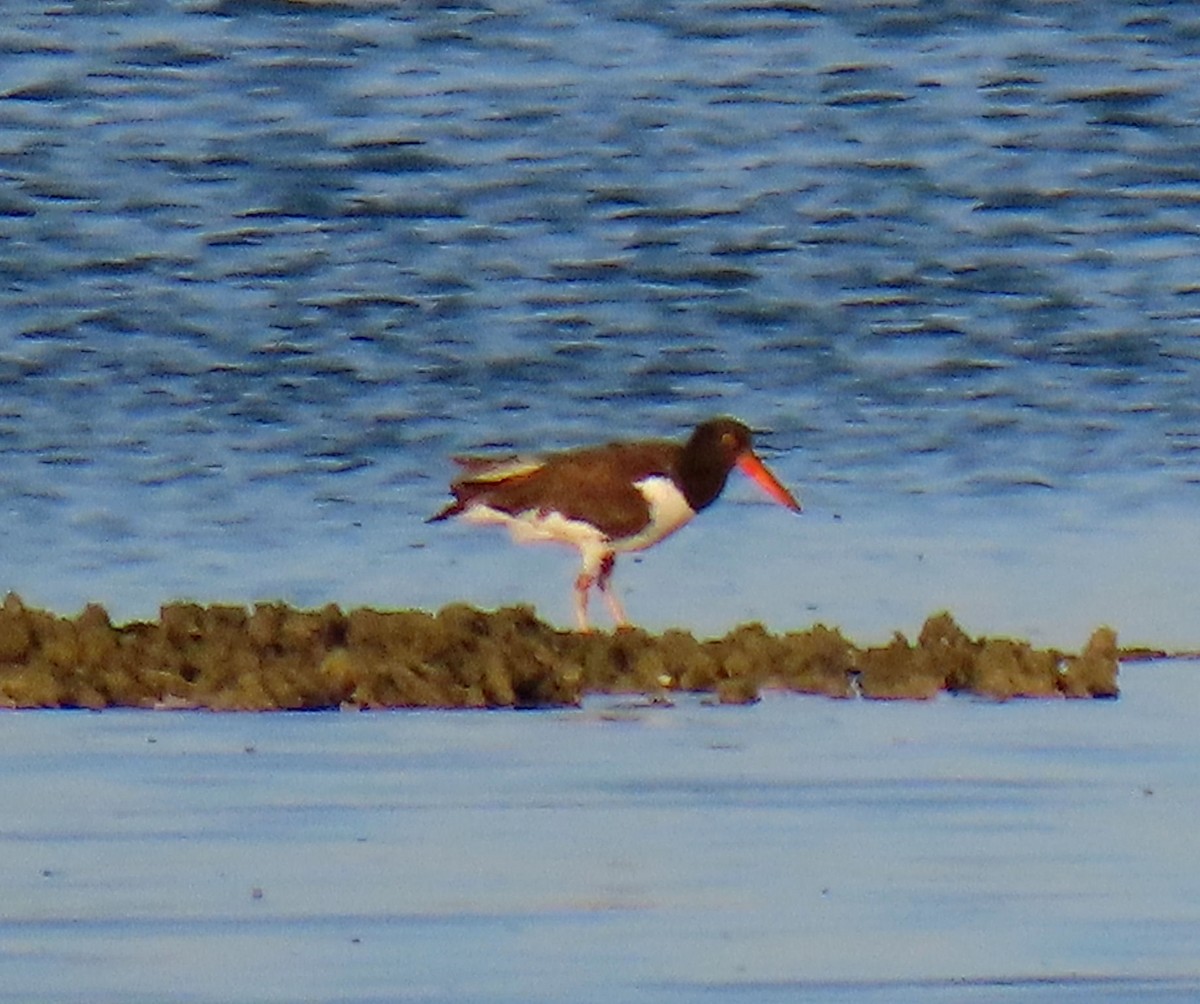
[2,0,1198,634]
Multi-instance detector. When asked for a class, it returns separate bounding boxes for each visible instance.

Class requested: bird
[427,416,801,631]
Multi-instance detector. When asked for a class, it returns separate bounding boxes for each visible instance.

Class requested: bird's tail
[426,501,464,524]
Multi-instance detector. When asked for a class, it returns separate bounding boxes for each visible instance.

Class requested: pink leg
[573,571,593,632]
[596,553,628,628]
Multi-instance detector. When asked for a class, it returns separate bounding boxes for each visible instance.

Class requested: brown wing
[431,440,681,539]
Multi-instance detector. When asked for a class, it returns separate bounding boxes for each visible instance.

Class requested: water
[3,661,1200,1003]
[2,0,1199,642]
[4,9,1200,1000]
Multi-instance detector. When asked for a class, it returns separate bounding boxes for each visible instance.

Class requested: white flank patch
[459,504,611,576]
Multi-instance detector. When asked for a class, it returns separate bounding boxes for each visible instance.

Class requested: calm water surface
[2,661,1200,1003]
[2,1,1199,639]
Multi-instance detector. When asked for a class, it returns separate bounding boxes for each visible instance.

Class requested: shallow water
[2,660,1199,1003]
[1,1,1199,643]
[7,0,1200,652]
[2,8,1198,1000]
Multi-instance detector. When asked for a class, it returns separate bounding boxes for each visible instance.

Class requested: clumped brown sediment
[0,593,1119,710]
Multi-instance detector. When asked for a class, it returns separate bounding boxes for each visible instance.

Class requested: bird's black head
[678,417,755,510]
[680,417,801,514]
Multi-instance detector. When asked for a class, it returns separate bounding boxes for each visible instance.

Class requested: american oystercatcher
[428,417,801,631]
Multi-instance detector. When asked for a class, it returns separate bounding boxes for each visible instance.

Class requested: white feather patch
[459,504,611,576]
[612,476,697,553]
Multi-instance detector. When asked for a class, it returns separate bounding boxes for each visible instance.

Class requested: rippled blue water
[2,0,1199,635]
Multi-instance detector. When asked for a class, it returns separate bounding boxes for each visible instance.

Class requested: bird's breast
[610,475,697,552]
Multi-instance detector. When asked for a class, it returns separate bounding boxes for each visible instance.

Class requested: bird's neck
[677,449,731,512]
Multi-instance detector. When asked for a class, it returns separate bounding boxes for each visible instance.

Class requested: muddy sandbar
[0,594,1118,710]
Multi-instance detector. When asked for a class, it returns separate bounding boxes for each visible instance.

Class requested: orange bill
[735,452,802,513]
